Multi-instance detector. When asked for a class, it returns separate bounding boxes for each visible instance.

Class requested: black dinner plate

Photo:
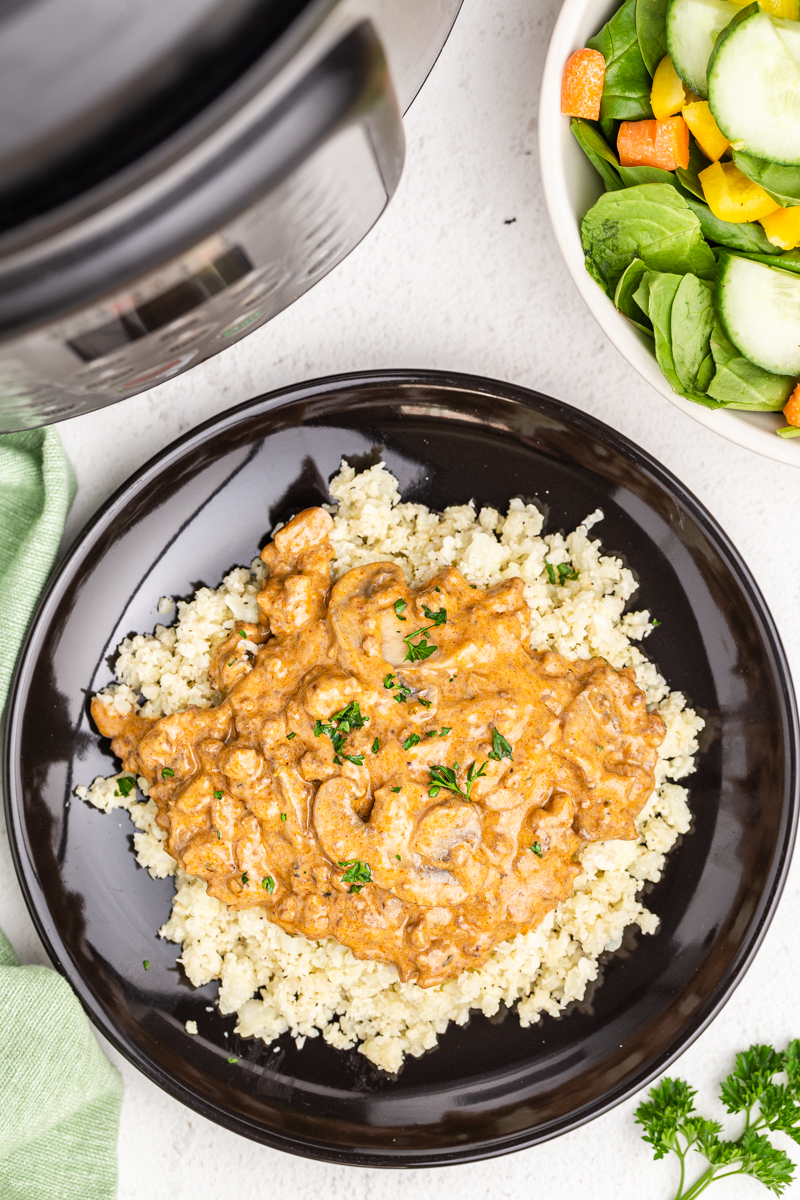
[4,370,798,1166]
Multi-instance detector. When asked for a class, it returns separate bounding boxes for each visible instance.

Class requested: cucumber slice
[708,7,800,165]
[666,0,735,98]
[716,254,800,375]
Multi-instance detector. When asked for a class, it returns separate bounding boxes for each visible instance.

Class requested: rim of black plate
[4,368,799,1166]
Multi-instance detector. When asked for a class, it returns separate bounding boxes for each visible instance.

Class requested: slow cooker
[0,0,462,431]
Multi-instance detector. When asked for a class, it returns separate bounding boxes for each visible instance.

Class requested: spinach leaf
[600,116,619,145]
[643,272,688,395]
[588,0,654,121]
[580,184,716,293]
[675,137,711,201]
[733,151,800,208]
[636,0,669,77]
[570,119,624,192]
[706,319,794,409]
[670,274,716,394]
[619,165,675,186]
[638,270,724,406]
[615,258,654,332]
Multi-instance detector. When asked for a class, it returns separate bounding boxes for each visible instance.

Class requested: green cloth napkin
[0,428,76,709]
[0,932,122,1200]
[0,428,123,1198]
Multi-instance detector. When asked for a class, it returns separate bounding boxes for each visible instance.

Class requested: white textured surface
[2,0,800,1195]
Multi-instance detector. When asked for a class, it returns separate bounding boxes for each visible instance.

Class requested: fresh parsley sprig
[428,761,488,801]
[636,1040,800,1198]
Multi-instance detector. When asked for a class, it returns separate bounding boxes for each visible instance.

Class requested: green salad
[569,0,800,438]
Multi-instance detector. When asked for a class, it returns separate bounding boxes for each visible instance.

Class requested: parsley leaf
[488,729,513,761]
[241,873,248,885]
[394,598,407,621]
[403,734,421,750]
[421,604,447,626]
[372,737,380,754]
[428,761,487,801]
[314,702,367,762]
[114,776,136,798]
[383,672,395,689]
[530,842,543,856]
[262,875,275,893]
[636,1041,800,1198]
[338,859,372,894]
[161,767,174,779]
[213,790,223,799]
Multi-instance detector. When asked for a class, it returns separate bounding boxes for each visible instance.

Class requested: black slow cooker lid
[0,0,312,235]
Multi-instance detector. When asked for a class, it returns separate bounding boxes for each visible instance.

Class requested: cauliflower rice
[78,462,702,1074]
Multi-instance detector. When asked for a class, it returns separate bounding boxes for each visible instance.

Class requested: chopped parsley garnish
[241,872,248,885]
[239,629,247,638]
[394,598,407,621]
[143,960,150,970]
[418,698,432,709]
[227,1056,239,1064]
[114,776,136,798]
[425,731,437,738]
[596,744,604,752]
[403,628,438,662]
[440,727,451,737]
[421,604,447,626]
[280,812,286,821]
[395,854,401,861]
[488,729,513,761]
[217,830,221,839]
[391,786,401,793]
[161,767,174,779]
[286,732,296,739]
[546,562,579,586]
[228,658,237,666]
[372,737,380,754]
[470,584,477,589]
[403,734,421,750]
[262,876,275,893]
[314,701,367,759]
[383,672,395,689]
[402,607,446,663]
[428,761,488,801]
[652,618,662,627]
[530,842,543,857]
[344,753,365,765]
[394,686,411,703]
[338,859,372,894]
[214,790,223,799]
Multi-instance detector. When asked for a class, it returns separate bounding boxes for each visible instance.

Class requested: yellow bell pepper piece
[727,0,798,12]
[758,0,799,16]
[682,101,730,162]
[651,55,686,121]
[760,206,800,249]
[699,161,780,222]
[681,89,703,106]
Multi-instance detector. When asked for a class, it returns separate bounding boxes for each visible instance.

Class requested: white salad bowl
[539,0,800,468]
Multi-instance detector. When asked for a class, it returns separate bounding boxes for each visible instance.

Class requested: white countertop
[2,0,800,1195]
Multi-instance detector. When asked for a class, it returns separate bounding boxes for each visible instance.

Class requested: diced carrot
[617,116,690,171]
[784,382,800,427]
[561,48,605,120]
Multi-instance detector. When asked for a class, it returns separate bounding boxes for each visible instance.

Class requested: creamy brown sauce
[93,507,665,987]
